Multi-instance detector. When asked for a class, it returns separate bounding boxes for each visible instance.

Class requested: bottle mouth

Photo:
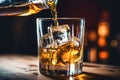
[44,0,58,8]
[46,0,58,4]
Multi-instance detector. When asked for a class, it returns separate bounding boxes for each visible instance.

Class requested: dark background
[0,0,120,66]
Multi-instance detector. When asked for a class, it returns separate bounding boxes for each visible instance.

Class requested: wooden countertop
[0,54,120,80]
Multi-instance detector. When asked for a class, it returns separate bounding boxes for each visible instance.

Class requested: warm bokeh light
[98,37,106,47]
[99,51,109,60]
[88,48,97,62]
[111,40,118,47]
[98,22,109,37]
[88,30,97,41]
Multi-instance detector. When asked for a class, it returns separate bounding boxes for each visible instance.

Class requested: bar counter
[0,54,120,80]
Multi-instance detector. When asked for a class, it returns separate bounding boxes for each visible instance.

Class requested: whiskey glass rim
[36,17,85,20]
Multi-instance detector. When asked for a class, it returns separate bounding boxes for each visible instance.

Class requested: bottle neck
[0,0,58,8]
[0,0,58,16]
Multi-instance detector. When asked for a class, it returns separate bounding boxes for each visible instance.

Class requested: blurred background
[0,0,120,66]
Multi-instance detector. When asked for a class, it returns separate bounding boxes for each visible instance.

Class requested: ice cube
[40,24,80,48]
[52,24,70,44]
[40,33,54,48]
[73,37,80,46]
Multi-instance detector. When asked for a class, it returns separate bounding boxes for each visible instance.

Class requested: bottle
[0,0,58,16]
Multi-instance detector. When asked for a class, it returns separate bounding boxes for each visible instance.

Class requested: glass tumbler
[36,18,85,77]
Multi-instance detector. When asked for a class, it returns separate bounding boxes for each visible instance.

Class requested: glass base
[39,62,83,77]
